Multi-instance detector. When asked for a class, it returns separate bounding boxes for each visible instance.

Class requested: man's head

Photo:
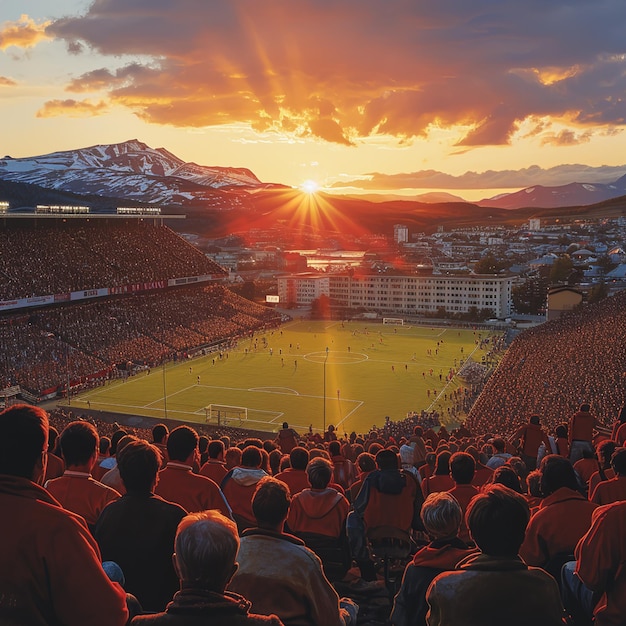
[421,492,462,540]
[252,477,291,530]
[376,448,399,471]
[59,421,99,469]
[118,440,161,493]
[306,457,333,489]
[174,510,239,592]
[0,404,48,482]
[449,451,475,485]
[530,415,540,426]
[282,422,289,430]
[167,425,199,464]
[580,403,591,413]
[356,452,376,474]
[110,428,129,456]
[491,438,506,453]
[289,446,310,471]
[208,440,225,461]
[152,423,169,444]
[539,455,579,495]
[597,440,616,466]
[467,484,530,557]
[611,448,626,476]
[328,440,341,457]
[241,445,262,469]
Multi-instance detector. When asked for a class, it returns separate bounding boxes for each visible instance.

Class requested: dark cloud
[45,1,626,144]
[332,164,626,190]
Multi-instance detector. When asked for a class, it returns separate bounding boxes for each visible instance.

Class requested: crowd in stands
[466,290,626,438]
[0,221,226,300]
[3,391,626,625]
[0,284,280,394]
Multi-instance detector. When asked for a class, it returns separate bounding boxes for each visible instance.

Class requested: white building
[278,272,513,317]
[277,273,331,306]
[394,224,409,244]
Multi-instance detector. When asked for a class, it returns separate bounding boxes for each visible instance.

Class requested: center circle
[303,351,368,364]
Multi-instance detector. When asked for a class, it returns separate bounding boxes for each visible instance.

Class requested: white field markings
[426,340,484,413]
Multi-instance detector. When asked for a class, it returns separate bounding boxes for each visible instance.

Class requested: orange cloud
[36,99,109,118]
[46,2,626,146]
[0,14,51,50]
[0,76,17,87]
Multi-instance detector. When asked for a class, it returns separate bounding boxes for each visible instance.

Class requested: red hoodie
[287,488,349,537]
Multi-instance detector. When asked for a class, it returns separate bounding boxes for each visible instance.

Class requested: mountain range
[1,140,626,242]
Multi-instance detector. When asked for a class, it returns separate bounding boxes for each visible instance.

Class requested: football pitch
[68,320,496,435]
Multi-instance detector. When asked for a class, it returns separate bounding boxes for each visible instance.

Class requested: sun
[300,179,320,194]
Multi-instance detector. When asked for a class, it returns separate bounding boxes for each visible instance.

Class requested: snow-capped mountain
[0,140,268,206]
[478,175,626,209]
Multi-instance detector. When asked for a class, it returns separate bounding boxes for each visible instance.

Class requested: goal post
[382,317,404,326]
[205,404,248,426]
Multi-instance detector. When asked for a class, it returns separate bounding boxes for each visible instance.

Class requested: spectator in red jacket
[221,446,269,532]
[155,425,231,517]
[45,420,121,528]
[447,452,479,544]
[590,447,626,505]
[569,403,597,464]
[0,404,128,626]
[199,439,228,485]
[520,455,597,578]
[510,415,548,471]
[275,446,311,495]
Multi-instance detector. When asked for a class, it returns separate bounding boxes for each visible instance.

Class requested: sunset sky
[2,1,626,200]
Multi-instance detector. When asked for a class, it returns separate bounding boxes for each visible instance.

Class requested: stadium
[1,211,625,439]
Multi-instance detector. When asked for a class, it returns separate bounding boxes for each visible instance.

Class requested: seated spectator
[288,460,348,538]
[421,451,454,498]
[98,429,128,473]
[101,435,140,494]
[287,457,351,582]
[573,447,598,488]
[328,440,356,492]
[590,447,626,505]
[587,440,616,498]
[426,484,565,625]
[465,445,493,488]
[519,456,597,576]
[199,439,228,485]
[275,447,311,495]
[0,404,128,626]
[225,446,242,470]
[228,477,356,626]
[491,465,523,493]
[131,510,283,625]
[562,501,626,626]
[349,452,376,502]
[151,423,169,468]
[95,440,187,612]
[198,435,210,466]
[44,425,65,482]
[221,446,269,532]
[348,449,422,581]
[390,492,475,626]
[92,435,111,481]
[155,425,231,517]
[525,470,543,511]
[447,452,479,544]
[45,420,121,528]
[486,437,512,469]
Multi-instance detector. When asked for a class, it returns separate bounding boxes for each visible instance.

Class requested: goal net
[205,404,248,426]
[382,317,404,326]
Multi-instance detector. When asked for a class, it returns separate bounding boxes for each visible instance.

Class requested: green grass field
[67,320,496,435]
